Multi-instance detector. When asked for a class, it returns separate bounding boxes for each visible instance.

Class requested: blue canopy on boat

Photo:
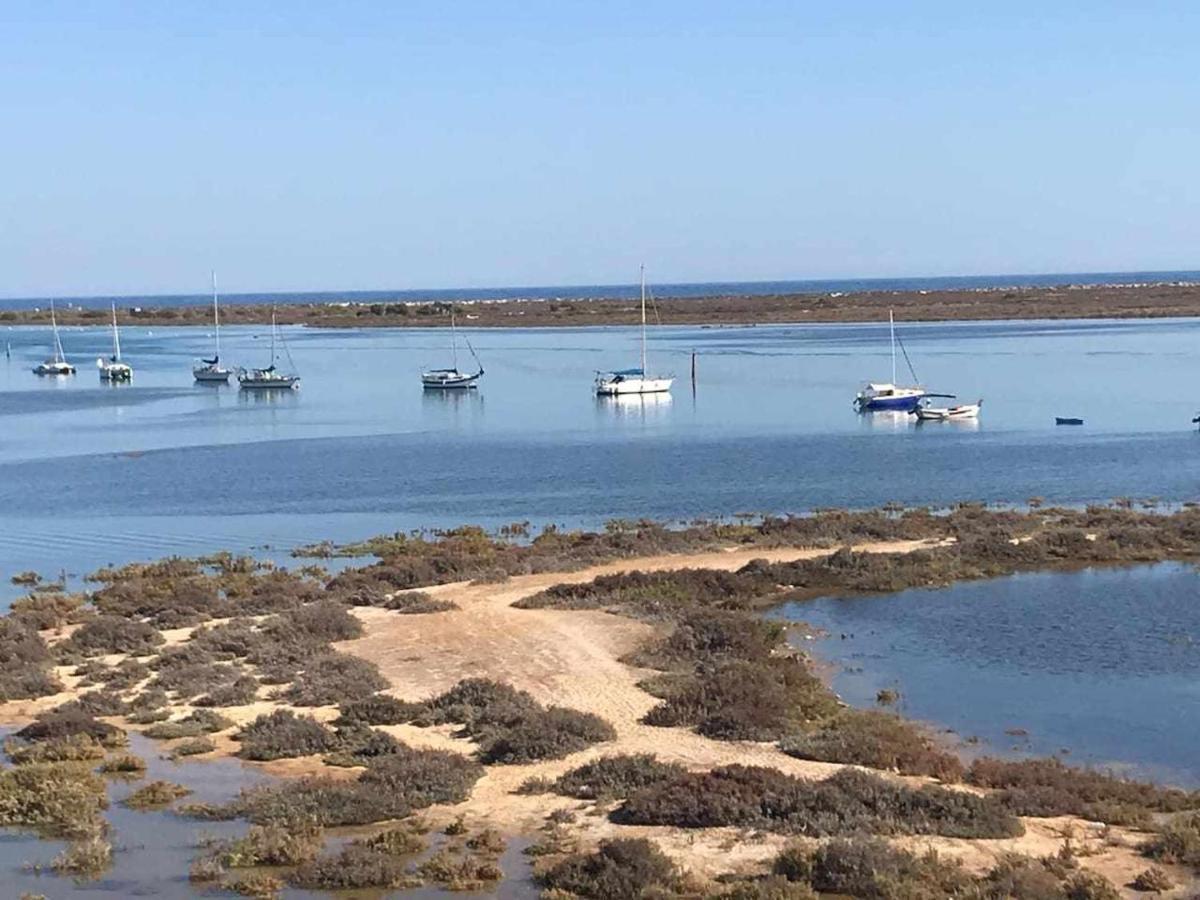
[607,368,644,376]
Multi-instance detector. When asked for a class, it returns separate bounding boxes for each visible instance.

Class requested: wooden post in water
[690,351,696,385]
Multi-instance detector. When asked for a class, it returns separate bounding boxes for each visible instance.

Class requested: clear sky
[2,1,1198,297]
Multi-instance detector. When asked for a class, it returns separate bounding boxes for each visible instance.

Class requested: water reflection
[857,410,915,432]
[595,392,673,420]
[237,388,299,406]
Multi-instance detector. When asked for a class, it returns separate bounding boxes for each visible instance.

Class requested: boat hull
[421,371,482,390]
[193,367,231,383]
[857,394,924,412]
[595,376,673,396]
[239,377,299,390]
[99,365,132,382]
[33,363,75,376]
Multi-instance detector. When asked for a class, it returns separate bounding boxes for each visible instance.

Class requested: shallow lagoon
[1,316,1199,590]
[773,561,1200,786]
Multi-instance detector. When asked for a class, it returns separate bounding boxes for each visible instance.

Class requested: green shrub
[169,737,216,759]
[544,754,687,800]
[98,752,147,775]
[382,591,457,613]
[334,694,416,726]
[16,707,126,748]
[0,762,107,835]
[122,780,192,809]
[967,757,1196,824]
[52,833,113,878]
[1142,812,1200,866]
[194,675,259,707]
[615,766,1022,838]
[234,710,340,761]
[63,615,163,656]
[781,709,964,780]
[216,823,323,867]
[280,652,388,706]
[6,734,106,765]
[807,838,972,899]
[288,844,419,890]
[537,838,680,899]
[9,592,85,630]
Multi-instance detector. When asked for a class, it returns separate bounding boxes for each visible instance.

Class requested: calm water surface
[773,562,1200,786]
[1,317,1199,589]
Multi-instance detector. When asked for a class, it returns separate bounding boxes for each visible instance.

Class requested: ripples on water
[0,316,1198,590]
[773,562,1200,785]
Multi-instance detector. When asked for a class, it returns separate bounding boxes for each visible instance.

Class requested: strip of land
[6,281,1200,328]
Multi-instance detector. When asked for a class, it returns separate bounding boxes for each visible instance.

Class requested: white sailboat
[595,266,673,396]
[32,301,76,376]
[852,309,954,412]
[194,271,231,382]
[421,308,484,389]
[97,303,132,382]
[237,308,299,390]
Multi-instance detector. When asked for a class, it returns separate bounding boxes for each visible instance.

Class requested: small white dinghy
[914,399,982,422]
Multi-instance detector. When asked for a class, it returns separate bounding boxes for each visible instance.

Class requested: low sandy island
[6,280,1200,328]
[2,537,1186,894]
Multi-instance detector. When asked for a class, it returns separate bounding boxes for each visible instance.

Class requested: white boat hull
[238,370,299,390]
[33,362,75,376]
[98,362,132,382]
[193,366,231,382]
[595,376,673,396]
[421,370,482,390]
[915,400,982,421]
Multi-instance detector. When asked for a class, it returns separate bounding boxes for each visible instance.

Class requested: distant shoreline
[4,281,1200,328]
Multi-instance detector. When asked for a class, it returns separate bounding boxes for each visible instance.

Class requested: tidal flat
[0,509,1198,897]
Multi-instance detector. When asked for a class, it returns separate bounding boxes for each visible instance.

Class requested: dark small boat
[1055,417,1084,426]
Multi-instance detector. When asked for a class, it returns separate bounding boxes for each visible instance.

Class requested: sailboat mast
[51,301,65,363]
[889,308,896,385]
[451,308,458,370]
[111,303,121,361]
[212,271,220,358]
[640,265,647,377]
[270,308,277,366]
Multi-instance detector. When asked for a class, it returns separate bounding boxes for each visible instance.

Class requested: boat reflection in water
[857,410,914,433]
[595,391,673,420]
[237,386,299,406]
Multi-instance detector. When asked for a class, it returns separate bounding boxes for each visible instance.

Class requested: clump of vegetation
[0,618,63,701]
[803,838,972,899]
[195,675,259,707]
[0,762,108,836]
[16,706,126,748]
[537,838,681,899]
[6,734,106,766]
[10,570,41,586]
[279,652,388,706]
[288,844,421,891]
[967,757,1197,825]
[234,710,340,761]
[334,694,415,726]
[98,753,147,775]
[52,832,113,879]
[59,615,163,657]
[1130,866,1174,893]
[395,677,616,763]
[383,591,457,613]
[323,723,406,766]
[169,737,217,759]
[122,780,193,810]
[143,709,232,740]
[9,591,86,630]
[214,823,324,867]
[220,745,484,827]
[358,824,427,856]
[90,658,150,690]
[537,754,688,800]
[780,709,963,780]
[615,766,1022,838]
[1142,812,1200,867]
[222,872,285,898]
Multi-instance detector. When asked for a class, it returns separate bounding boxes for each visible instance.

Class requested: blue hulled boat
[854,310,935,413]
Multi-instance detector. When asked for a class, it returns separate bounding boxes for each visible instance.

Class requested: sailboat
[421,308,484,389]
[237,308,299,390]
[194,271,231,382]
[97,303,132,382]
[853,310,941,412]
[32,301,76,376]
[595,266,673,396]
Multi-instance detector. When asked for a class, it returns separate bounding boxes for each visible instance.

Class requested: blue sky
[2,1,1198,296]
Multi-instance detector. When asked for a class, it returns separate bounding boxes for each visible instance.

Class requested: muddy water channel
[772,562,1200,787]
[0,732,537,898]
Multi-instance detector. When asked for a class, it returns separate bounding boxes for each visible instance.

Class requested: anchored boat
[237,309,299,390]
[595,266,673,396]
[97,303,132,382]
[32,301,76,376]
[194,271,231,382]
[421,308,483,389]
[854,310,941,412]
